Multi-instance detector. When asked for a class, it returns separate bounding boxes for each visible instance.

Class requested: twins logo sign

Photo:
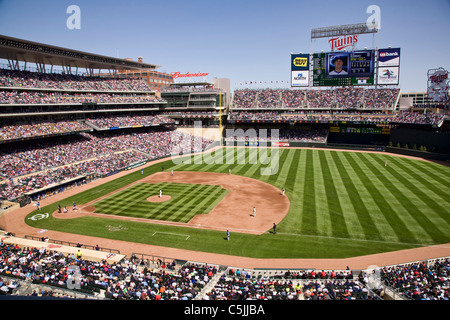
[427,68,449,102]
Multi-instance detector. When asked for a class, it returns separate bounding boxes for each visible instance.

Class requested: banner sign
[291,54,310,87]
[378,48,401,67]
[377,67,400,85]
[427,68,449,102]
[171,72,209,79]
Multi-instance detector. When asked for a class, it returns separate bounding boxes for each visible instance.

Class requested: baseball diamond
[15,147,450,260]
[1,8,450,304]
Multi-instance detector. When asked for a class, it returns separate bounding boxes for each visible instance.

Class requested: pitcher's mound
[147,195,171,203]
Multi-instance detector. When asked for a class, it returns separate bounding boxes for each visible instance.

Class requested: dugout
[24,175,88,201]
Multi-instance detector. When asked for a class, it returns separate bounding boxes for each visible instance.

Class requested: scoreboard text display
[313,51,375,86]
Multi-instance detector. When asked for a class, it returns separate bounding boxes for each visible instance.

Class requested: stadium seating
[231,88,400,110]
[3,239,446,300]
[0,129,214,200]
[380,258,450,300]
[228,110,445,125]
[0,69,153,92]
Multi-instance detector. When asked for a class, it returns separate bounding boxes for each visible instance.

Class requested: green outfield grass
[25,148,450,259]
[93,182,228,223]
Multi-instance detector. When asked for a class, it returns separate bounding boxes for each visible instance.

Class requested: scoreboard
[313,50,375,86]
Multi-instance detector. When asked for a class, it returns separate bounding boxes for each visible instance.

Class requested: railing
[24,235,120,254]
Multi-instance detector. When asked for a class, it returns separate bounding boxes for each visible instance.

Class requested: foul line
[152,231,190,241]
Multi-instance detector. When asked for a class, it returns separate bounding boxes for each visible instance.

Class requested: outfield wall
[390,127,450,155]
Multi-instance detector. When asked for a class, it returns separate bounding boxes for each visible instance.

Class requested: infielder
[159,189,162,198]
[252,206,256,217]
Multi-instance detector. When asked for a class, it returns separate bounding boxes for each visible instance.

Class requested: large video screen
[313,50,375,86]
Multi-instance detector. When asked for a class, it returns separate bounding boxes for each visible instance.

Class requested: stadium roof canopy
[0,34,160,73]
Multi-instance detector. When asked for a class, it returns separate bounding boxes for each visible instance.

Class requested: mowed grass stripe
[370,154,450,223]
[274,149,294,188]
[156,184,223,222]
[301,149,317,235]
[344,152,419,243]
[149,183,204,220]
[389,156,450,189]
[353,154,433,243]
[151,184,206,221]
[370,154,450,237]
[238,149,265,178]
[94,183,162,216]
[332,151,392,242]
[324,151,371,240]
[313,150,333,237]
[233,148,260,177]
[353,153,441,244]
[317,150,351,239]
[385,156,450,211]
[276,148,303,233]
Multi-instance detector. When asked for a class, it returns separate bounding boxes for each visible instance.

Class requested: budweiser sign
[328,35,358,51]
[171,71,209,79]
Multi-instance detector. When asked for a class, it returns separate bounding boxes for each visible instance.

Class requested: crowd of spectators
[205,275,299,300]
[0,150,148,200]
[0,90,164,105]
[224,128,328,143]
[232,88,400,109]
[86,114,174,129]
[301,279,376,300]
[0,68,153,92]
[232,89,259,108]
[0,128,214,200]
[0,120,90,141]
[228,110,445,125]
[391,111,445,125]
[380,258,449,300]
[0,114,177,142]
[0,239,447,300]
[161,111,217,118]
[0,240,219,300]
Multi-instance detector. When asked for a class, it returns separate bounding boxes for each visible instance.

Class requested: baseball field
[24,147,450,259]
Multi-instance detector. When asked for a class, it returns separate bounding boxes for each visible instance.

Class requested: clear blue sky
[0,0,449,92]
